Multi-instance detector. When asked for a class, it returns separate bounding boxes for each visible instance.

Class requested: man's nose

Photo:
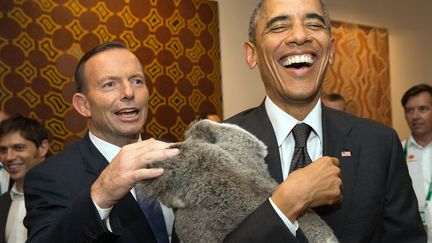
[4,149,16,162]
[285,23,311,46]
[412,109,421,119]
[122,81,135,100]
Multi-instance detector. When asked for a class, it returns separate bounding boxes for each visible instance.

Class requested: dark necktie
[289,123,313,173]
[138,199,169,243]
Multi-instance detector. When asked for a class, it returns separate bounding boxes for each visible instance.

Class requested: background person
[0,111,11,196]
[200,111,222,122]
[401,83,432,241]
[322,93,347,111]
[0,115,49,243]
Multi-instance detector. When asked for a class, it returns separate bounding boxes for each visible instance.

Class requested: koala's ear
[185,120,217,143]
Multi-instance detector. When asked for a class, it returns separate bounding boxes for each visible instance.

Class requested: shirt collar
[407,134,432,149]
[9,183,24,200]
[88,132,141,163]
[265,96,323,146]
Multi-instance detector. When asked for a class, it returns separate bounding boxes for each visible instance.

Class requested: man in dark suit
[23,42,181,242]
[0,115,49,243]
[224,0,426,242]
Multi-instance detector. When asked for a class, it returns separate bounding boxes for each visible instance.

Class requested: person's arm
[380,129,426,242]
[24,167,117,243]
[225,156,342,242]
[24,139,179,243]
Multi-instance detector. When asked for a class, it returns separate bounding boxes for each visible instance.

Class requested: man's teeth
[118,109,136,114]
[281,54,314,67]
[117,109,138,117]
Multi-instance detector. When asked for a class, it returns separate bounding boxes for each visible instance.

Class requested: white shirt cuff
[93,201,113,231]
[269,198,299,236]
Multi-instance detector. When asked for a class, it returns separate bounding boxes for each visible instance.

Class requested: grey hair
[248,0,332,44]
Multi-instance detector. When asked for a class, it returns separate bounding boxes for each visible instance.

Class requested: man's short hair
[401,83,432,107]
[74,41,128,94]
[248,0,331,44]
[0,115,49,148]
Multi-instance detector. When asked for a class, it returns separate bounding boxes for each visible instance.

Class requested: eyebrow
[264,12,327,30]
[265,15,291,30]
[305,13,326,25]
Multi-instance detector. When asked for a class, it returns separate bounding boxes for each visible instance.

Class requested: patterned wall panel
[324,20,391,126]
[0,0,222,154]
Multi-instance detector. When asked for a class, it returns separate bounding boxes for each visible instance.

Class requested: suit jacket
[0,192,11,243]
[224,102,426,243]
[24,133,173,243]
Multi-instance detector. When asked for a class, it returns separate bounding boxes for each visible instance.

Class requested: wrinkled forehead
[260,0,326,23]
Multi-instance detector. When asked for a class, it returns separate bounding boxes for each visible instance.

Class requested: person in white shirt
[401,83,432,241]
[0,115,49,243]
[0,110,11,195]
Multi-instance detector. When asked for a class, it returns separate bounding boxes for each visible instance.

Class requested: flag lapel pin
[341,151,352,157]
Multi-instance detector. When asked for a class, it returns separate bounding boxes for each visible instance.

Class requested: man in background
[401,83,432,241]
[0,111,11,196]
[322,93,347,111]
[200,111,222,122]
[0,115,49,243]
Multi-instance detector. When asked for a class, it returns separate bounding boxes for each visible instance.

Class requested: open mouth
[280,54,316,69]
[115,108,139,118]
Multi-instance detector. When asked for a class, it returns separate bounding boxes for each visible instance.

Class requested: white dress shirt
[0,162,10,195]
[265,97,324,236]
[89,132,175,240]
[5,183,27,243]
[403,135,432,242]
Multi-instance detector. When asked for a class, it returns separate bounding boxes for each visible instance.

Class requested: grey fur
[136,120,338,243]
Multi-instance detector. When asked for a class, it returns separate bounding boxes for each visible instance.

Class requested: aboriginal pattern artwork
[0,0,221,154]
[324,20,391,126]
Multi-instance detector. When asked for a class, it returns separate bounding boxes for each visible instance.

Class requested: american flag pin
[341,151,352,157]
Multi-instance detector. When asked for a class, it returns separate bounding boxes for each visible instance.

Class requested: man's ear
[38,139,49,159]
[244,41,258,69]
[72,93,91,118]
[328,37,335,65]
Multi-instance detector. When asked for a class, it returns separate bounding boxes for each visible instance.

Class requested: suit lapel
[240,103,284,183]
[78,133,110,177]
[319,106,361,235]
[0,193,12,242]
[78,133,158,242]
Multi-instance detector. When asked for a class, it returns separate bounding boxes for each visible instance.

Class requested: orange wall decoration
[324,20,391,126]
[0,0,222,154]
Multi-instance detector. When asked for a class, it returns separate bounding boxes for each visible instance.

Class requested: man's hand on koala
[91,138,179,209]
[271,156,342,222]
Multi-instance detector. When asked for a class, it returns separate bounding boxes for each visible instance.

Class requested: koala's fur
[136,120,338,243]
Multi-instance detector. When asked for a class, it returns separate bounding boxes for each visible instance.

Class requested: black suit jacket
[224,102,426,243]
[23,133,168,243]
[0,192,11,243]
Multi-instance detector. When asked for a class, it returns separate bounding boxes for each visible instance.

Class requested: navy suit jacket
[24,133,164,243]
[0,192,11,243]
[224,102,426,243]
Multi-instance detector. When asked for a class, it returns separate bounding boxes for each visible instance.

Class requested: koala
[136,119,338,243]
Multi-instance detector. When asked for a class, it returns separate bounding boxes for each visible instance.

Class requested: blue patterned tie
[138,199,169,243]
[289,123,313,173]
